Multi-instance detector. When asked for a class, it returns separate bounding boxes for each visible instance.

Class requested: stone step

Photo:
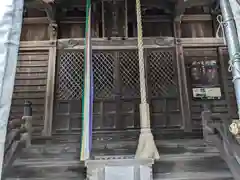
[154,172,233,180]
[4,139,233,180]
[7,152,230,179]
[19,139,216,159]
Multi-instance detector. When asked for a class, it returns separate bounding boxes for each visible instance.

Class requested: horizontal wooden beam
[181,38,225,47]
[22,14,211,26]
[23,17,49,24]
[20,40,54,51]
[19,37,225,51]
[23,17,86,25]
[56,37,225,50]
[181,14,212,21]
[57,37,175,50]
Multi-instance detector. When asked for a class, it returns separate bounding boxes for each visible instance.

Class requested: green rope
[80,0,92,161]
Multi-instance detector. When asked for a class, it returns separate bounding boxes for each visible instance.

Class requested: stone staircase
[3,138,234,180]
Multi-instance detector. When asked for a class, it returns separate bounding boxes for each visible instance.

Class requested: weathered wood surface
[3,138,233,180]
[183,47,238,129]
[4,114,33,175]
[21,17,49,41]
[10,51,49,135]
[219,47,238,119]
[56,37,225,50]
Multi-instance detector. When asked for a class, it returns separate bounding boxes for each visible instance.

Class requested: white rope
[135,0,147,104]
[216,15,227,45]
[215,15,240,83]
[135,0,159,160]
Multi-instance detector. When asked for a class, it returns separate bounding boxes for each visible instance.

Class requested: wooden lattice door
[53,48,182,134]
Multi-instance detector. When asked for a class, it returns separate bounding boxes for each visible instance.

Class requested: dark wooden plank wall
[20,9,49,41]
[220,48,238,119]
[10,51,49,134]
[13,8,238,136]
[59,21,85,38]
[184,48,232,129]
[180,14,236,128]
[20,23,49,41]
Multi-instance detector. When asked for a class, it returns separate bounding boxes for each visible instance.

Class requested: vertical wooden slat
[101,1,105,38]
[99,102,104,129]
[114,51,121,129]
[212,14,218,38]
[218,47,232,116]
[124,0,128,38]
[43,24,58,136]
[174,20,192,132]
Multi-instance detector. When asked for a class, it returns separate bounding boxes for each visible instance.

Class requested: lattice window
[119,50,140,98]
[93,52,115,98]
[57,51,115,100]
[148,50,177,97]
[57,49,177,101]
[57,51,84,100]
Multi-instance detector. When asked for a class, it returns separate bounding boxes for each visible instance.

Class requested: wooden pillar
[218,47,233,117]
[174,19,192,132]
[43,23,58,136]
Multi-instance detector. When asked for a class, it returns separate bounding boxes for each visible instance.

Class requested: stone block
[85,158,154,180]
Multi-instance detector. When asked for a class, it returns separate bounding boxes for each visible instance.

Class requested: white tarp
[229,0,240,44]
[0,0,23,178]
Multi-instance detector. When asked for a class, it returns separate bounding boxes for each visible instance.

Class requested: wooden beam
[19,41,54,50]
[42,23,58,137]
[181,14,212,21]
[175,0,186,21]
[19,37,226,51]
[58,37,175,49]
[174,20,192,132]
[23,17,49,24]
[57,37,225,50]
[181,38,225,47]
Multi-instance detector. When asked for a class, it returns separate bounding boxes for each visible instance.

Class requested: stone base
[85,158,154,180]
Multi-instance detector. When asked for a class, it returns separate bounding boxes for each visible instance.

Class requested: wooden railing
[3,101,33,173]
[201,106,240,179]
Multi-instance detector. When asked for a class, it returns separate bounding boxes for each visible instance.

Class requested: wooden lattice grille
[148,49,177,97]
[57,51,84,100]
[119,50,140,98]
[54,48,181,131]
[56,49,177,100]
[93,52,115,98]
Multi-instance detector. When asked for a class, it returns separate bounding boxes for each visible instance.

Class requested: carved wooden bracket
[42,1,56,23]
[25,0,56,23]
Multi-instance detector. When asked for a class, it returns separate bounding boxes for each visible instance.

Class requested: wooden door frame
[174,20,192,132]
[218,47,233,117]
[42,24,58,137]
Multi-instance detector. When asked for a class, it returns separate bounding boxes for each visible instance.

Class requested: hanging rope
[216,15,227,45]
[135,0,159,160]
[215,15,240,84]
[80,0,93,161]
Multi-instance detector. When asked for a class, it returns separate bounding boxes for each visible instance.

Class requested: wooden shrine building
[3,0,237,179]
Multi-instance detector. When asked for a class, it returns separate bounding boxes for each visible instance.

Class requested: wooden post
[218,47,233,117]
[174,19,192,132]
[22,101,33,148]
[42,23,58,136]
